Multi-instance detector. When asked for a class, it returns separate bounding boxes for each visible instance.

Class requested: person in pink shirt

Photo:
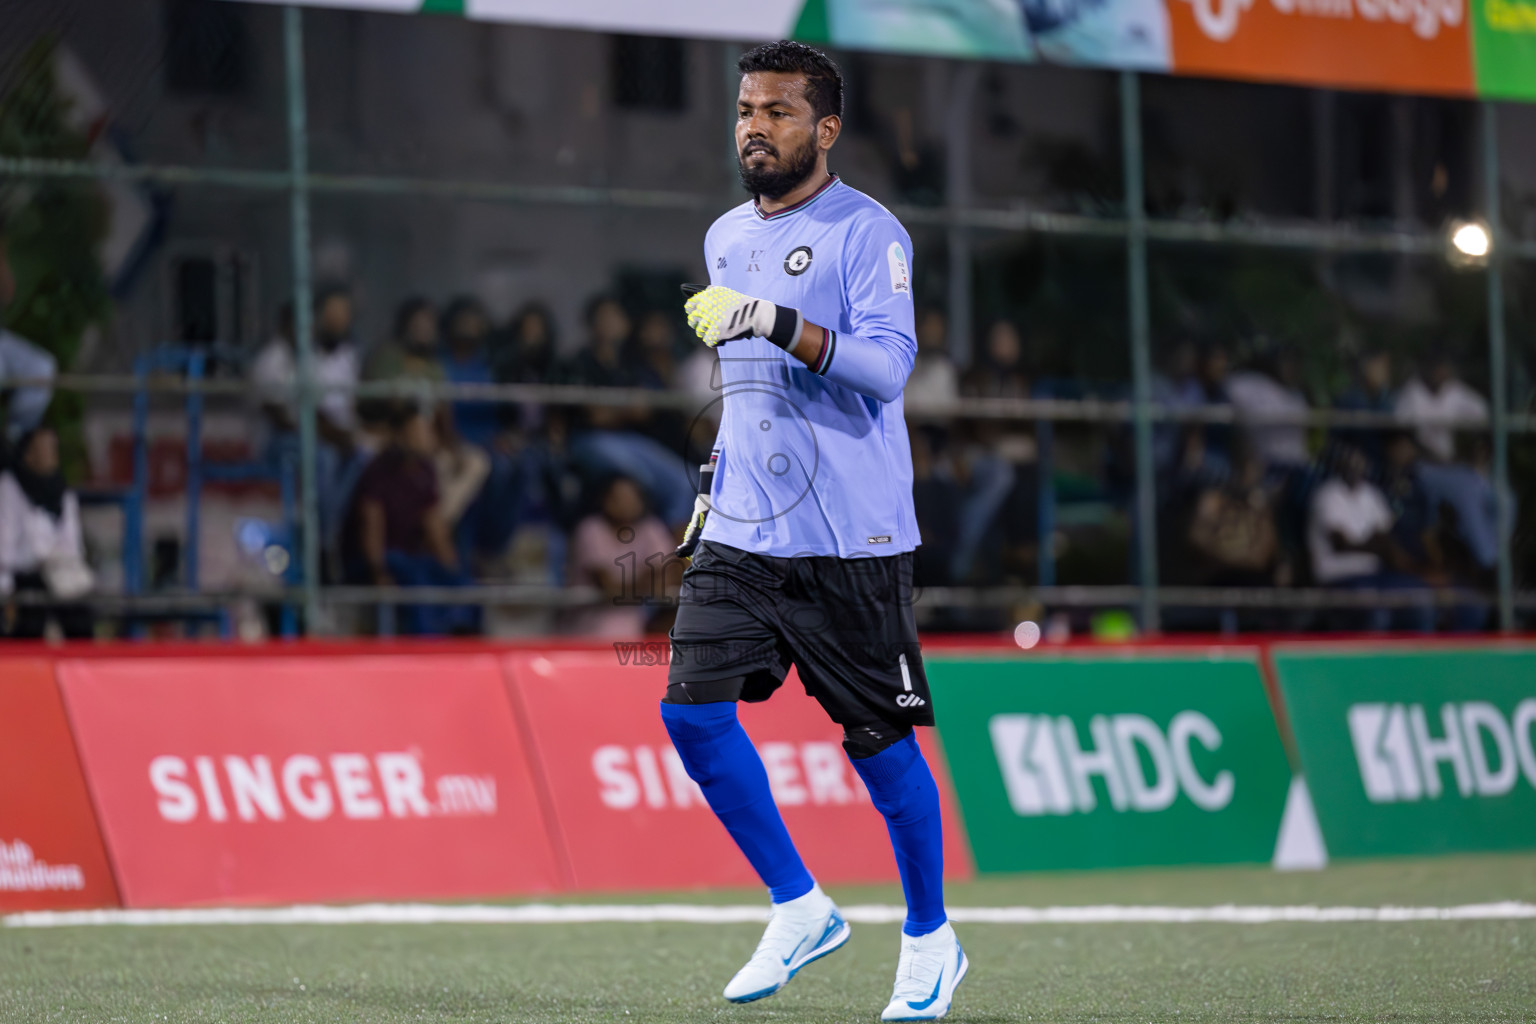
[568,475,678,637]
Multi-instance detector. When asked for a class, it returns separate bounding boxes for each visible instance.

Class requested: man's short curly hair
[737,40,843,123]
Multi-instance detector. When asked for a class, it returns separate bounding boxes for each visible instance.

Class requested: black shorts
[665,540,934,729]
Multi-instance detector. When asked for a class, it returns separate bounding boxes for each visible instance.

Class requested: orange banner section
[504,650,972,893]
[1168,0,1476,95]
[0,658,120,911]
[58,656,563,907]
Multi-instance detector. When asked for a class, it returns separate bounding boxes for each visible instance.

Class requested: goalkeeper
[660,40,964,1023]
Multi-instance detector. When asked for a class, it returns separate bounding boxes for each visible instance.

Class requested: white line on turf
[6,902,1536,928]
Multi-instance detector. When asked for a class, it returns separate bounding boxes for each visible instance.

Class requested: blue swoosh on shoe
[905,960,946,1010]
[785,914,843,966]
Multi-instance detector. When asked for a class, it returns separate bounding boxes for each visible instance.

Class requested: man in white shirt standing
[1308,444,1432,632]
[249,289,365,552]
[1393,351,1488,463]
[1392,350,1502,574]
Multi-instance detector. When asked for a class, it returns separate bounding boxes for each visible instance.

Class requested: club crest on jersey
[783,246,813,276]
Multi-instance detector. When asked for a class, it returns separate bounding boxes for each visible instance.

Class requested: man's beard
[738,135,820,200]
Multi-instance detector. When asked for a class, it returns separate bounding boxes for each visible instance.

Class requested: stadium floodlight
[1448,220,1492,266]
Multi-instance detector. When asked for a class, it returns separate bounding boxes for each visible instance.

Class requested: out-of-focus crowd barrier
[3,637,1535,910]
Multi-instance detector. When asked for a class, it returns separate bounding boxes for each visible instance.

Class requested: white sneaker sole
[724,916,852,1004]
[882,946,969,1021]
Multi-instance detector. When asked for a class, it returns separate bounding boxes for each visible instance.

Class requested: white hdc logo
[989,712,1235,816]
[1346,700,1536,804]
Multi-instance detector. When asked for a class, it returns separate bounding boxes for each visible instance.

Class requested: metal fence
[3,5,1533,635]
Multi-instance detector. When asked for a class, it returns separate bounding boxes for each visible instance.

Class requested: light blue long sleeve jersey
[699,174,920,559]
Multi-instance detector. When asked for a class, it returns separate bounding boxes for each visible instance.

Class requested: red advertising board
[503,650,973,893]
[0,658,119,911]
[57,655,563,907]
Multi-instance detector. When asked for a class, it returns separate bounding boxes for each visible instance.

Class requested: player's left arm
[806,217,916,403]
[683,220,916,404]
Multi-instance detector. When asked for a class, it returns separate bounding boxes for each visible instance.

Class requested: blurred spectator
[1380,431,1441,576]
[342,405,477,636]
[252,298,363,453]
[368,297,489,559]
[1152,339,1205,472]
[909,425,959,587]
[1333,348,1395,468]
[0,227,56,451]
[496,302,559,392]
[251,288,365,553]
[962,319,1030,399]
[628,310,680,391]
[1183,439,1284,588]
[1394,350,1488,463]
[953,319,1036,583]
[0,427,94,640]
[1226,347,1309,471]
[1380,431,1489,630]
[905,306,958,408]
[367,298,449,400]
[439,296,499,448]
[563,296,694,527]
[1195,342,1233,469]
[567,475,678,637]
[1307,444,1432,632]
[627,309,691,456]
[562,295,634,394]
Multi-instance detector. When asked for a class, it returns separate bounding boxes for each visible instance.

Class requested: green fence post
[1484,102,1514,632]
[1121,71,1158,634]
[285,5,322,634]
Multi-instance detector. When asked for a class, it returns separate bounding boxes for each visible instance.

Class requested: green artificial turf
[3,853,1533,1023]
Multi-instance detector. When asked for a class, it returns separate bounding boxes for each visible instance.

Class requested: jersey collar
[753,174,840,221]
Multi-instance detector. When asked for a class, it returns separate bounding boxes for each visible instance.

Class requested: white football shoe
[880,921,968,1021]
[722,883,850,1003]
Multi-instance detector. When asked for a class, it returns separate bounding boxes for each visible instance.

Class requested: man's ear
[818,115,842,152]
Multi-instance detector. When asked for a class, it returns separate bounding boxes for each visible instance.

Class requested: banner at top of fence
[236,0,1536,100]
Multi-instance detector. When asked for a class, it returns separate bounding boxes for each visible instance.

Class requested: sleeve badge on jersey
[887,241,910,295]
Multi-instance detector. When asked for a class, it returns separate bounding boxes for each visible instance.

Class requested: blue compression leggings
[659,701,814,903]
[850,731,948,936]
[660,702,948,934]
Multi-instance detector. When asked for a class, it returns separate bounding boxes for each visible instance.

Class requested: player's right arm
[684,216,916,404]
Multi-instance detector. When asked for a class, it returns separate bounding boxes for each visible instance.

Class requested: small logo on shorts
[867,535,891,544]
[895,651,923,707]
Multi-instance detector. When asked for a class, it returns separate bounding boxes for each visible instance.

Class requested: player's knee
[659,697,743,783]
[847,730,934,818]
[841,721,914,761]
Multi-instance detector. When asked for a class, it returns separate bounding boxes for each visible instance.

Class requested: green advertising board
[927,654,1293,872]
[1273,645,1536,859]
[1472,0,1536,100]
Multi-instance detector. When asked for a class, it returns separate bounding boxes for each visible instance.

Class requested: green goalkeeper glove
[675,461,714,561]
[682,284,802,350]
